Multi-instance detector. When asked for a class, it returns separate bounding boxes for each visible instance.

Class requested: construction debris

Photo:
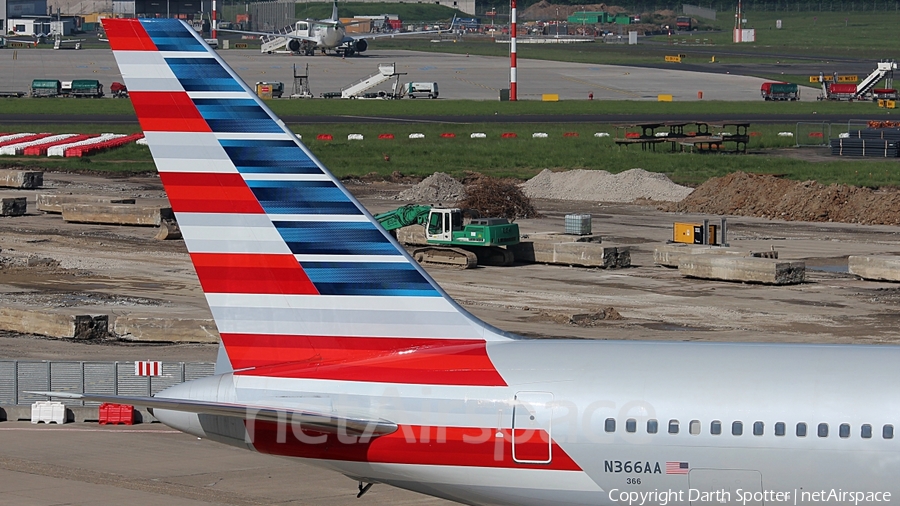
[458,175,540,220]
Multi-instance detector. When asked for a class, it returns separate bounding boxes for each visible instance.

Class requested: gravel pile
[395,172,467,202]
[521,168,693,203]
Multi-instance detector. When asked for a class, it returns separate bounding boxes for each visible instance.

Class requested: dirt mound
[663,172,900,225]
[521,168,693,203]
[521,1,625,21]
[395,172,466,203]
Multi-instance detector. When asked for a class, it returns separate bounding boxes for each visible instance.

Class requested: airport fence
[0,360,215,406]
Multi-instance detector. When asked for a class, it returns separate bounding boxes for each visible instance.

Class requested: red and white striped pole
[509,0,517,101]
[212,0,217,39]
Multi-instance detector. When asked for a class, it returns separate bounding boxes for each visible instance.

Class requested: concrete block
[0,307,108,339]
[114,316,220,343]
[510,241,630,268]
[37,194,136,213]
[61,203,174,227]
[678,254,805,285]
[849,255,900,282]
[0,197,26,216]
[654,243,742,268]
[0,170,42,189]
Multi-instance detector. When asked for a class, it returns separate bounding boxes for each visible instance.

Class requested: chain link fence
[0,360,215,406]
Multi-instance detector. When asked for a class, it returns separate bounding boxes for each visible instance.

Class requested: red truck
[825,83,858,101]
[873,88,898,101]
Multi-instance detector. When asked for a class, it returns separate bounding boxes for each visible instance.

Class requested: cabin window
[818,423,829,438]
[839,424,850,439]
[796,422,807,437]
[647,419,658,434]
[668,420,679,434]
[626,419,636,433]
[690,420,701,435]
[862,424,872,439]
[710,420,721,435]
[753,421,764,436]
[775,422,785,436]
[732,421,743,436]
[884,424,894,439]
[605,418,616,433]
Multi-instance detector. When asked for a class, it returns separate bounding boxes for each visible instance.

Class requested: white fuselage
[155,340,900,506]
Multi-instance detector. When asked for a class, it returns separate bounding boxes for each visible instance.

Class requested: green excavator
[374,204,519,268]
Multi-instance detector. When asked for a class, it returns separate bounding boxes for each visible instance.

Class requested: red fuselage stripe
[248,423,582,471]
[129,92,211,133]
[222,334,508,386]
[103,19,158,51]
[191,254,319,295]
[160,172,264,214]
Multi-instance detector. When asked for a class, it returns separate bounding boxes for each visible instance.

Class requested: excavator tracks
[412,246,478,269]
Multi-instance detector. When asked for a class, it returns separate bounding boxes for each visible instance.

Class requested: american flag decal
[666,461,689,474]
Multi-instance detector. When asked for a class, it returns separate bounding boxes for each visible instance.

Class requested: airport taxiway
[1,47,773,101]
[0,422,452,506]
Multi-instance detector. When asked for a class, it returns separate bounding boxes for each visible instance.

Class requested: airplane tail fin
[101,18,512,387]
[331,0,339,21]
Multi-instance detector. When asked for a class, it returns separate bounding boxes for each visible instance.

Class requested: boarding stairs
[855,60,897,99]
[341,63,400,99]
[260,23,305,53]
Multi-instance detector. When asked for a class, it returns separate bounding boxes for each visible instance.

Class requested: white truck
[404,82,439,99]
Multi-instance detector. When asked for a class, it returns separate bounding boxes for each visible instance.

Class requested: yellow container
[673,223,718,245]
[658,94,673,102]
[888,100,897,109]
[542,94,559,102]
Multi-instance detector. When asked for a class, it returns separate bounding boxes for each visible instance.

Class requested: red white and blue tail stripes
[103,18,511,385]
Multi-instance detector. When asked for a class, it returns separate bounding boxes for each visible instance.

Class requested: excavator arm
[374,204,432,232]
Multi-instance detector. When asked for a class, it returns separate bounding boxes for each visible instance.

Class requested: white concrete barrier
[31,401,66,424]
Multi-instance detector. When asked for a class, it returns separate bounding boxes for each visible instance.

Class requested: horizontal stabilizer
[27,391,397,437]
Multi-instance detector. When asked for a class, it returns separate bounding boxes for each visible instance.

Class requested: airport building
[4,0,50,34]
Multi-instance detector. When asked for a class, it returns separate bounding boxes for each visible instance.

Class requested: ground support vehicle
[403,82,439,99]
[760,82,799,101]
[31,79,61,97]
[70,79,103,98]
[111,82,128,98]
[374,204,519,268]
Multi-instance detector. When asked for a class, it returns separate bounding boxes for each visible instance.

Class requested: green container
[615,13,631,24]
[71,79,104,97]
[770,83,798,94]
[31,79,61,97]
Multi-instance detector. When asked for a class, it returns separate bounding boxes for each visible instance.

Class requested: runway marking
[561,76,640,98]
[453,76,498,91]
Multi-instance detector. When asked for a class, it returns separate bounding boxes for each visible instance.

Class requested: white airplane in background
[36,17,900,506]
[221,1,453,56]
